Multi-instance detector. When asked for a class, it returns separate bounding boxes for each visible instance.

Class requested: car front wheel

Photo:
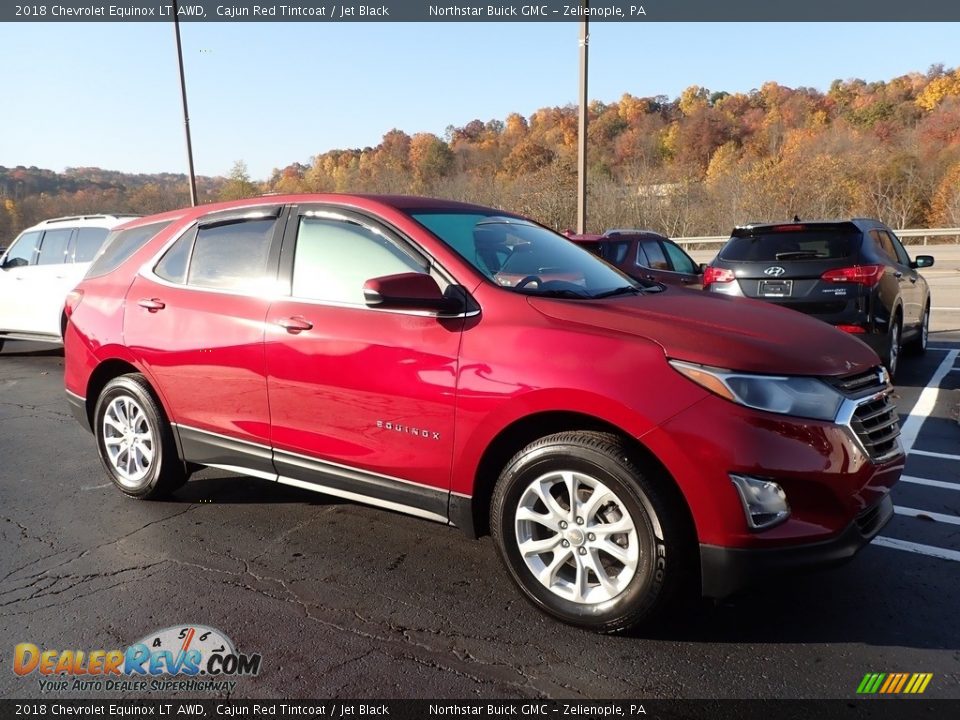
[94,374,187,499]
[491,431,691,634]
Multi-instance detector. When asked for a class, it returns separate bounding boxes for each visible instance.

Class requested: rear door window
[884,230,912,267]
[187,218,278,292]
[721,227,859,262]
[73,227,111,263]
[639,239,669,270]
[2,231,42,268]
[36,229,73,265]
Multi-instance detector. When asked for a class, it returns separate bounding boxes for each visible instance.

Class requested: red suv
[64,195,903,633]
[564,229,704,288]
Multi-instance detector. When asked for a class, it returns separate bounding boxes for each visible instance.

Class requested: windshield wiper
[522,288,591,299]
[775,251,824,260]
[592,285,642,299]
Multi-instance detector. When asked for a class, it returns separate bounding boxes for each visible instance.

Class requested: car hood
[528,289,879,377]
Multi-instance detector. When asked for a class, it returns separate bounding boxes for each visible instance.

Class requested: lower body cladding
[640,391,904,598]
[172,424,453,524]
[76,395,904,604]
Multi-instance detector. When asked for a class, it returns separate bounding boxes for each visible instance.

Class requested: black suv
[704,219,934,378]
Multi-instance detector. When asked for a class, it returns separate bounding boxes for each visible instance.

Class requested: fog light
[729,474,790,530]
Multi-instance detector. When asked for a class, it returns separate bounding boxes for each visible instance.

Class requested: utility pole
[173,0,198,207]
[577,13,589,234]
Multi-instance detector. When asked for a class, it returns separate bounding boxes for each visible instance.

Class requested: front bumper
[699,494,894,598]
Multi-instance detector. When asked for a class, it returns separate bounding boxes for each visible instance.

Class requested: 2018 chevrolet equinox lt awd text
[63,195,903,633]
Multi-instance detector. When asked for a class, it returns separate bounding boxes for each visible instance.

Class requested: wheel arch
[453,410,695,545]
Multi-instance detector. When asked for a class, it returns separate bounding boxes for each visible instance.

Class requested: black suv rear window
[720,225,861,262]
[86,220,173,279]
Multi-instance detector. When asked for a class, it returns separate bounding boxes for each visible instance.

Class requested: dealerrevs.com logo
[14,625,262,694]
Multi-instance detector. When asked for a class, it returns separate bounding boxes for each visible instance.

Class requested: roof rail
[39,213,140,225]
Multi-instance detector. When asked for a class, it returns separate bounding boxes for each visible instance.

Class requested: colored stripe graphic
[857,672,933,694]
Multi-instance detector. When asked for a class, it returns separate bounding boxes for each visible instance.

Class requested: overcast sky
[2,21,958,179]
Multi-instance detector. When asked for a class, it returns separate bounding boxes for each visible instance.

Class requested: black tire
[906,303,929,355]
[0,339,4,353]
[491,431,693,634]
[883,316,902,380]
[93,374,187,499]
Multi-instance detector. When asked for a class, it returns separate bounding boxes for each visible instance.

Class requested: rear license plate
[759,279,793,297]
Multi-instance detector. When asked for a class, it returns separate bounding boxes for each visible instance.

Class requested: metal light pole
[172,0,198,207]
[576,14,589,234]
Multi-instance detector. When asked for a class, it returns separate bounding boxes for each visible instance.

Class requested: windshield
[407,211,641,299]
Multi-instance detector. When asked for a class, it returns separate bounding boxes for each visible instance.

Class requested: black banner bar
[2,700,960,720]
[3,0,960,23]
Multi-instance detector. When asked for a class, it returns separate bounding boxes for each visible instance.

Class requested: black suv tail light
[821,264,884,287]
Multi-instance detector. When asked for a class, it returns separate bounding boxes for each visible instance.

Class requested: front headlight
[669,360,843,421]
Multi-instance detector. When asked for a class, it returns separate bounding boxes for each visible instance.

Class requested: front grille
[850,395,901,461]
[829,368,886,397]
[830,367,900,462]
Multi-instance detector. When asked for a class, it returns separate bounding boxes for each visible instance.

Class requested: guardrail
[673,227,960,249]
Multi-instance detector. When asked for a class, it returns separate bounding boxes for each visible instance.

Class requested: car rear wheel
[883,319,902,380]
[491,431,691,634]
[907,304,929,355]
[94,374,187,499]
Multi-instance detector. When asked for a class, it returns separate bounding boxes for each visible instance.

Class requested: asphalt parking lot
[1,332,959,699]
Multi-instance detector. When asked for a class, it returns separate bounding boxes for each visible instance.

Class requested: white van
[0,214,137,349]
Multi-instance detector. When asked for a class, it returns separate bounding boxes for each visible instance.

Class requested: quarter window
[292,217,425,304]
[87,220,173,279]
[2,231,42,268]
[187,219,277,292]
[36,229,73,265]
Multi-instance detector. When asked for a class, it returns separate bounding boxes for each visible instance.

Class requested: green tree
[219,160,258,201]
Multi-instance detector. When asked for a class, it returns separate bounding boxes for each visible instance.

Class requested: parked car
[704,219,934,379]
[565,229,704,288]
[0,214,138,351]
[64,196,902,633]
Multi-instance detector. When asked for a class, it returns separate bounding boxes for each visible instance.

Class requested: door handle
[277,316,313,334]
[894,271,903,280]
[681,277,693,284]
[137,298,166,312]
[644,274,656,281]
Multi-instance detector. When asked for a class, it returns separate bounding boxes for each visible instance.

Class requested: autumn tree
[219,160,259,201]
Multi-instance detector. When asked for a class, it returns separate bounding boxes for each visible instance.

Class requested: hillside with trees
[3,64,960,241]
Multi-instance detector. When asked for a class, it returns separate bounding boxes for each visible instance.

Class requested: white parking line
[894,505,960,526]
[908,448,960,462]
[901,475,960,492]
[873,536,960,562]
[898,349,959,453]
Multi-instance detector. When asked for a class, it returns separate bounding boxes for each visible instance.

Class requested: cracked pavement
[1,343,958,700]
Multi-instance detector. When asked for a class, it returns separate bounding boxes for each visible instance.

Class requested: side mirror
[363,273,464,314]
[698,263,708,274]
[911,255,935,269]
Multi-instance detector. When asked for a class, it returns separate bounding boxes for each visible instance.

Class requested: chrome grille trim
[834,368,902,463]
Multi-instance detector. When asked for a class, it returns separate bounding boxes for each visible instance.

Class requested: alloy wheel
[102,395,155,487]
[514,470,639,604]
